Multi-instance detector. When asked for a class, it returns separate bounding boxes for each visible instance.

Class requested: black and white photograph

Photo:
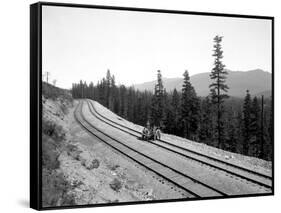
[32,2,273,210]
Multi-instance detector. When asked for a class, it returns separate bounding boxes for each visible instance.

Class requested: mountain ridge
[133,69,272,97]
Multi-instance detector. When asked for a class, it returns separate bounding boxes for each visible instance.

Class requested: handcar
[141,128,154,141]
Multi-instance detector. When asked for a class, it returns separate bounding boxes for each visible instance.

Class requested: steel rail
[74,101,200,198]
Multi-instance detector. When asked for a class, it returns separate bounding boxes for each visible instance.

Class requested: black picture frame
[30,1,274,210]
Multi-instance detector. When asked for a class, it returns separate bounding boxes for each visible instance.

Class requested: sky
[42,5,272,89]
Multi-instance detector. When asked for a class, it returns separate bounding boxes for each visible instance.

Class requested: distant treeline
[71,36,273,161]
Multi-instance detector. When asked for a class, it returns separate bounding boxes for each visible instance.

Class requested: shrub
[66,144,82,160]
[42,119,65,141]
[109,178,122,192]
[42,135,60,170]
[108,164,120,171]
[91,159,100,169]
[42,120,65,171]
[84,159,100,170]
[60,103,68,115]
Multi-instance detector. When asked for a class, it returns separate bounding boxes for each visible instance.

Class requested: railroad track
[74,100,229,198]
[86,99,272,190]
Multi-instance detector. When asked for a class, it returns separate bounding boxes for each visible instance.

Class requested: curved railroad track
[74,100,230,198]
[86,99,272,190]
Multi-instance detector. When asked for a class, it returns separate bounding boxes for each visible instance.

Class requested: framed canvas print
[30,2,274,210]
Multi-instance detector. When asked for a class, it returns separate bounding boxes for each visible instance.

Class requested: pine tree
[235,110,244,154]
[209,35,229,149]
[143,90,153,127]
[151,70,165,127]
[266,97,273,160]
[199,96,213,144]
[225,107,238,152]
[105,69,111,107]
[248,96,261,157]
[108,74,116,111]
[88,82,94,99]
[163,96,174,133]
[171,89,181,135]
[242,90,252,155]
[181,70,200,140]
[127,87,135,121]
[78,80,84,98]
[99,78,107,106]
[118,85,127,118]
[172,89,180,110]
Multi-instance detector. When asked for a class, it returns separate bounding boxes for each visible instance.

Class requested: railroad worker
[155,127,161,140]
[142,127,149,140]
[146,120,151,130]
[153,126,157,141]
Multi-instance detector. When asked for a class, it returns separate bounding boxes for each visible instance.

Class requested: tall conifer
[151,70,165,126]
[242,90,252,155]
[209,35,229,148]
[181,70,200,140]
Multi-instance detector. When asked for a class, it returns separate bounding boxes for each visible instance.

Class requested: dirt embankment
[42,83,77,207]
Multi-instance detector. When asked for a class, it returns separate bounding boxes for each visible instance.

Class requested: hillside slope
[42,83,75,206]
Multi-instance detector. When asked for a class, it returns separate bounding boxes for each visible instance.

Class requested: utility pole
[44,71,50,83]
